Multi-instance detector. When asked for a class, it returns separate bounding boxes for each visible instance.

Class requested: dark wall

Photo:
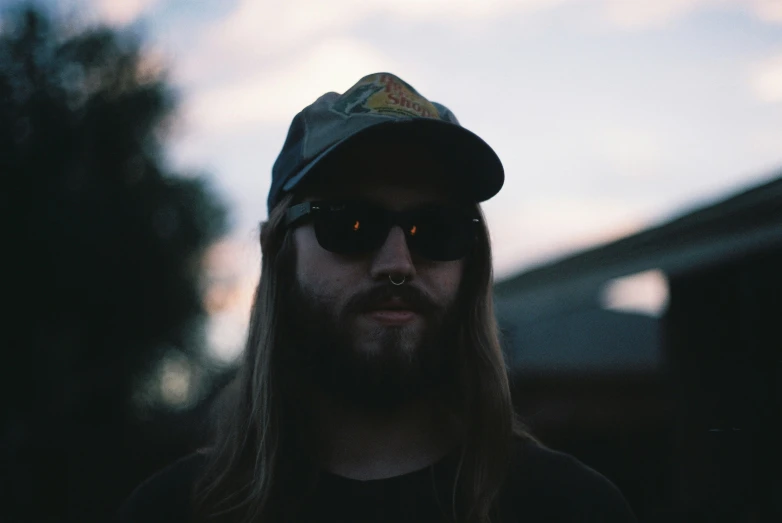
[663,248,782,522]
[506,245,782,522]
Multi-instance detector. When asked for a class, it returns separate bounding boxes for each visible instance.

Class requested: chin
[354,325,424,353]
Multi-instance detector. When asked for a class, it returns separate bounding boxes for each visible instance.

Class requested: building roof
[495,172,782,298]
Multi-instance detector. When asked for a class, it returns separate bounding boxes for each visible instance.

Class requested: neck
[313,393,459,481]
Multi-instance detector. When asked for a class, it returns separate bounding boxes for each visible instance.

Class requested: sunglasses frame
[284,200,481,261]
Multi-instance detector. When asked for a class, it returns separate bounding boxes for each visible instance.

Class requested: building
[495,173,782,522]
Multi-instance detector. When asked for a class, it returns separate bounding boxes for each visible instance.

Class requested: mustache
[343,282,440,316]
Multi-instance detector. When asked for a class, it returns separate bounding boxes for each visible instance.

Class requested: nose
[369,226,416,282]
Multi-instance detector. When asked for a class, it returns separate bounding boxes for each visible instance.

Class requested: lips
[362,298,420,324]
[365,309,418,324]
[346,285,435,318]
[366,299,418,313]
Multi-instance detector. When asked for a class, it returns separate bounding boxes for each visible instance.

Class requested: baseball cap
[268,72,504,213]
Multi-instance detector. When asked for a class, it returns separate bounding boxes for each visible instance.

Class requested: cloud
[173,0,569,85]
[183,37,409,130]
[601,0,782,30]
[208,0,564,55]
[488,197,648,277]
[749,52,782,103]
[749,0,782,23]
[601,0,710,30]
[176,0,782,134]
[589,126,662,177]
[208,0,782,52]
[90,0,158,25]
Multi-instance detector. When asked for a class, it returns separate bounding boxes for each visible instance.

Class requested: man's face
[285,140,466,411]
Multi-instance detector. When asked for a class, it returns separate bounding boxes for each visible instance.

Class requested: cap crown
[268,72,502,212]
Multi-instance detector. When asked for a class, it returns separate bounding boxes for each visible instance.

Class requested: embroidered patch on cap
[330,73,442,120]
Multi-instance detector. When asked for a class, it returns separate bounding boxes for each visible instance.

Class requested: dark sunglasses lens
[406,208,475,261]
[313,204,387,254]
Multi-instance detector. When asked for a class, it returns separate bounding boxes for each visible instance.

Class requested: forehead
[298,137,460,208]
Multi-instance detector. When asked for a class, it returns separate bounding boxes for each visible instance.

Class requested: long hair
[193,193,538,523]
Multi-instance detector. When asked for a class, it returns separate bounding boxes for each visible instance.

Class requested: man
[118,73,637,522]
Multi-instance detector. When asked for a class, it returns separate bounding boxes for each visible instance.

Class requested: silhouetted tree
[0,8,228,523]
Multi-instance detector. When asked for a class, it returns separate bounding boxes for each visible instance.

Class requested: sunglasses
[285,201,480,261]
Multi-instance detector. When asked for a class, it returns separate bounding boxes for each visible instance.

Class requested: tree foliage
[0,8,228,522]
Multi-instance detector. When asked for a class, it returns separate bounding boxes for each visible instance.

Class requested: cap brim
[282,118,504,203]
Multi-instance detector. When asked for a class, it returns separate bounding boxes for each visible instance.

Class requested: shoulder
[115,451,208,523]
[502,438,638,522]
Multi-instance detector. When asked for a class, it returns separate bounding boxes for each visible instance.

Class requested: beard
[278,279,460,413]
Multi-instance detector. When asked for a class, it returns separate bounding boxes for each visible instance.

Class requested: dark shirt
[117,439,637,522]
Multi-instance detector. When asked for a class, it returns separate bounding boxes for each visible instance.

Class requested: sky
[12,0,782,362]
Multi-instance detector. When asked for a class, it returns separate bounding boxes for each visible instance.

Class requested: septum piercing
[389,274,406,286]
